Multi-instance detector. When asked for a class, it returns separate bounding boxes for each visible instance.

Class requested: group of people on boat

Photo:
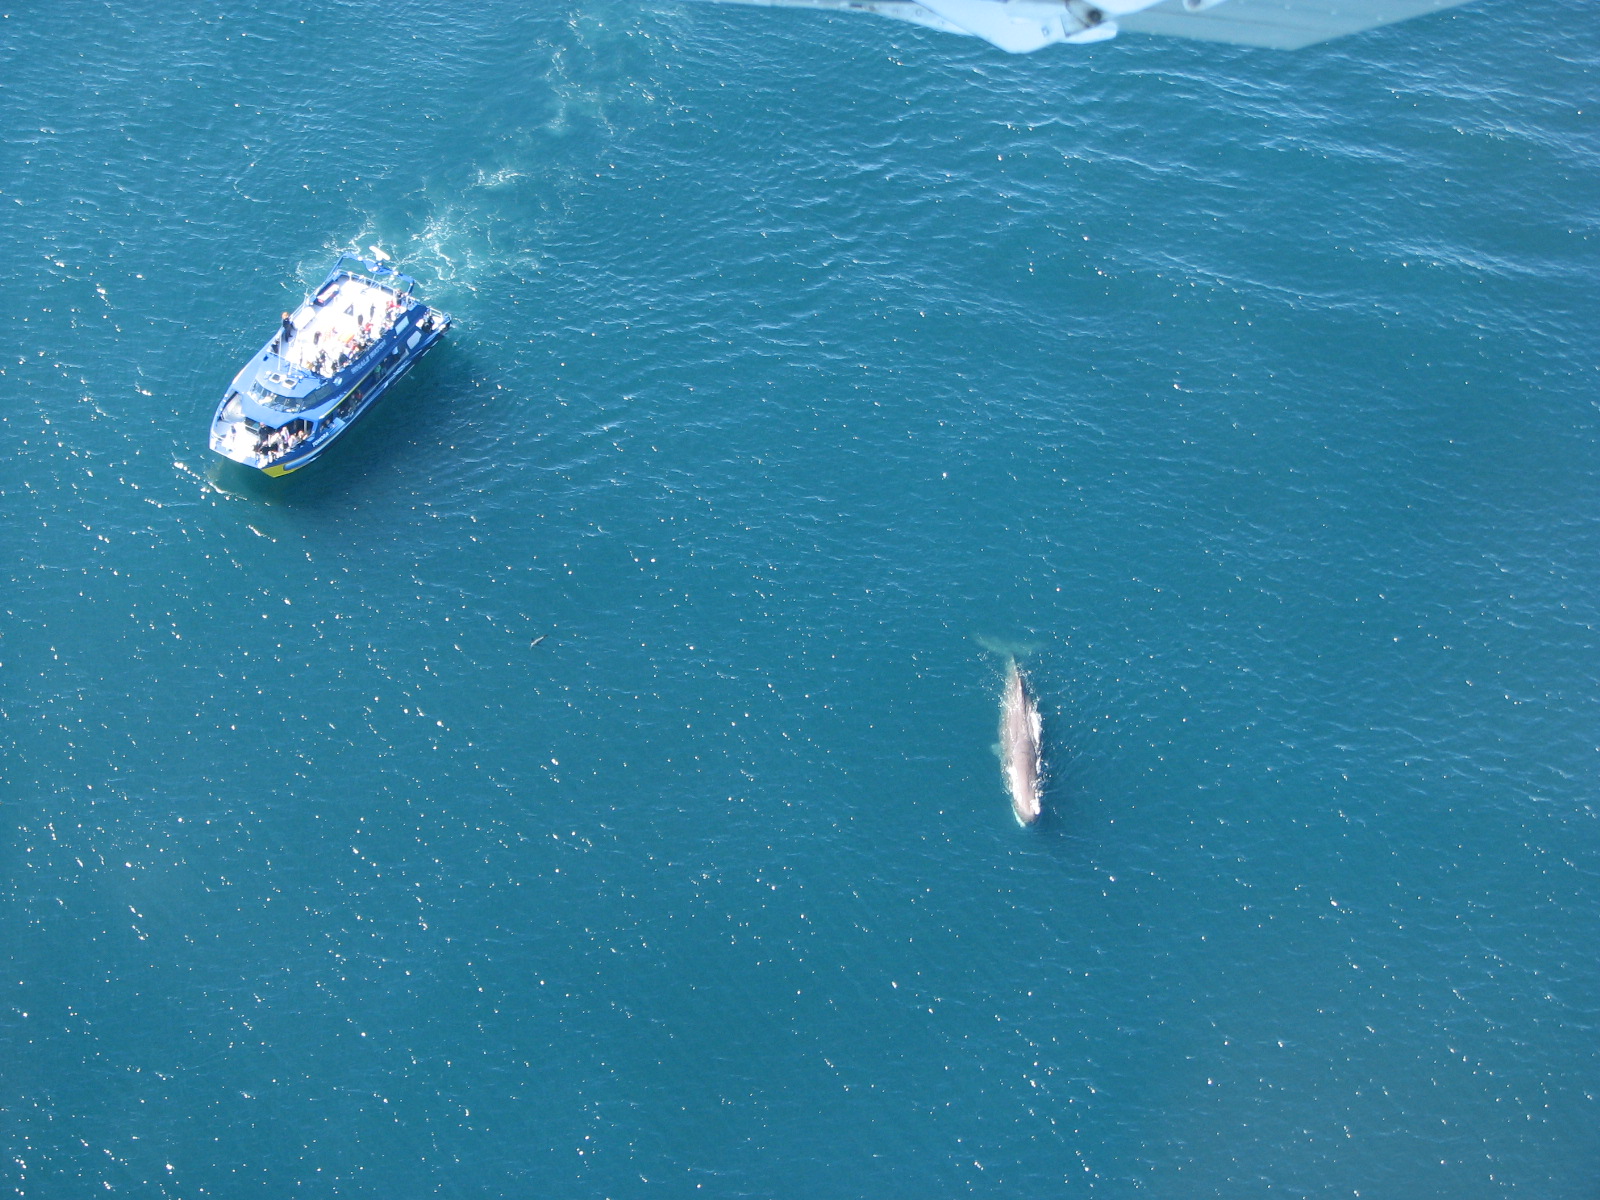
[309,340,364,378]
[256,421,310,461]
[275,306,387,380]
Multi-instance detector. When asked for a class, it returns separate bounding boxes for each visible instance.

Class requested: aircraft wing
[1115,0,1474,49]
[911,0,1107,52]
[692,0,1478,52]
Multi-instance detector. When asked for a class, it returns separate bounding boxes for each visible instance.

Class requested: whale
[999,657,1043,825]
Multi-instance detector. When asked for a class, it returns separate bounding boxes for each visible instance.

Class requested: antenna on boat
[369,245,391,262]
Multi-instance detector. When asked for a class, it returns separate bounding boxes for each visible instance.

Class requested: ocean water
[2,0,1598,1195]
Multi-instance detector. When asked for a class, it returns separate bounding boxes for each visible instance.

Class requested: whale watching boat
[209,252,451,477]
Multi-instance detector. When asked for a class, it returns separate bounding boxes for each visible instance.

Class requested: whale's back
[1000,659,1043,824]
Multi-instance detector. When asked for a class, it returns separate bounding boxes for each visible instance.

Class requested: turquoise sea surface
[3,1,1598,1195]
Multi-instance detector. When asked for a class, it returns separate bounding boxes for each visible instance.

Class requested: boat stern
[209,391,314,476]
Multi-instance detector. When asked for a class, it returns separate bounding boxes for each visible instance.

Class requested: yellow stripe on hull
[261,462,301,478]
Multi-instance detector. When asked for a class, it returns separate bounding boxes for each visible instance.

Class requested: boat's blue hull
[256,323,449,476]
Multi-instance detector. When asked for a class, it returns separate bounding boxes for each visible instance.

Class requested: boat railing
[333,253,418,295]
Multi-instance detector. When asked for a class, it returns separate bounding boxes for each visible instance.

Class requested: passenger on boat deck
[280,312,293,344]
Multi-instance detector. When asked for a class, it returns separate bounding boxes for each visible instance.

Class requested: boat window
[251,383,322,414]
